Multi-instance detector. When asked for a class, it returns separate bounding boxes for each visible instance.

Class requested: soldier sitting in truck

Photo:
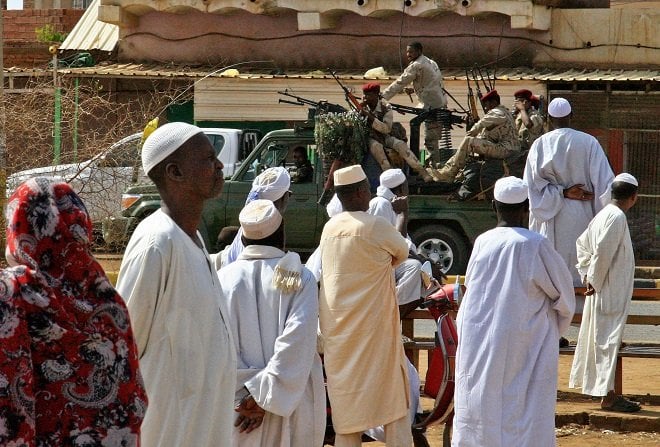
[427,90,519,184]
[359,83,434,182]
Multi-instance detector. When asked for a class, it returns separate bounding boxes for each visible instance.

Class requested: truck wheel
[411,225,469,275]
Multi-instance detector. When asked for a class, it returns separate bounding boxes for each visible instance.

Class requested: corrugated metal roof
[55,64,660,82]
[60,0,118,52]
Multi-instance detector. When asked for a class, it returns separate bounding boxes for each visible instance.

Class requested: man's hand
[513,99,527,112]
[404,87,415,95]
[563,184,594,201]
[234,394,266,433]
[391,195,409,214]
[584,282,595,296]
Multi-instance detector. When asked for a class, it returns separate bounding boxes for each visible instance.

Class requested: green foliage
[314,111,368,163]
[35,24,68,44]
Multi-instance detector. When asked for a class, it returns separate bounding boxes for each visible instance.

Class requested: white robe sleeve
[245,272,320,417]
[534,239,576,335]
[588,142,616,212]
[579,212,626,293]
[116,243,166,359]
[524,139,565,224]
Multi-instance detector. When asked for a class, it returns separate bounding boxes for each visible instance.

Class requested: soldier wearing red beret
[427,89,519,183]
[359,82,434,182]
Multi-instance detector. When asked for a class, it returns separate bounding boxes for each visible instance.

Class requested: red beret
[362,82,381,93]
[514,89,533,100]
[481,89,500,103]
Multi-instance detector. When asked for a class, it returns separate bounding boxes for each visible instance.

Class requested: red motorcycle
[412,281,462,446]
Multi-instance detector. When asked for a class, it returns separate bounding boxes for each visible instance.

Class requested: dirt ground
[363,353,660,446]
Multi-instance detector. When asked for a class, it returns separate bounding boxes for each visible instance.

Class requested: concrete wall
[534,8,660,67]
[117,9,547,68]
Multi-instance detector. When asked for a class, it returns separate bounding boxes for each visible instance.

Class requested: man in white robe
[569,174,640,412]
[524,97,614,290]
[116,123,237,447]
[319,165,412,447]
[218,199,325,446]
[453,177,575,447]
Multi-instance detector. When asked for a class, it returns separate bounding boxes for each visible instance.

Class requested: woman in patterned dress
[0,177,147,446]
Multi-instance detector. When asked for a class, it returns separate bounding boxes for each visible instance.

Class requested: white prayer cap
[613,173,638,187]
[239,199,283,240]
[334,165,366,186]
[380,168,406,189]
[494,176,528,204]
[247,167,291,203]
[141,122,204,175]
[326,194,343,218]
[548,98,572,118]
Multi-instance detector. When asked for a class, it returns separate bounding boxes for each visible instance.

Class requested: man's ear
[164,162,184,182]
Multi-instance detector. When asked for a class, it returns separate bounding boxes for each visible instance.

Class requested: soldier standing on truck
[381,41,447,167]
[360,82,434,182]
[427,89,519,184]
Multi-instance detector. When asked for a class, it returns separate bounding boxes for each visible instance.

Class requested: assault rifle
[278,90,346,120]
[328,70,363,111]
[388,102,467,155]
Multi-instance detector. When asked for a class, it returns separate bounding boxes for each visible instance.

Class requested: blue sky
[8,0,22,9]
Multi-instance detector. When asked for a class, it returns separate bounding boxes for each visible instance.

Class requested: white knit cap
[141,122,204,175]
[246,167,291,204]
[548,98,572,118]
[380,168,406,189]
[494,176,528,204]
[239,199,283,240]
[613,173,638,186]
[334,165,366,186]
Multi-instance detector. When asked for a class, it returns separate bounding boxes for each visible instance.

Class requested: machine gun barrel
[388,102,423,115]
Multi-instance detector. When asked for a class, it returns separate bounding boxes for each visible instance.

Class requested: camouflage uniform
[366,100,431,181]
[381,55,447,164]
[428,105,519,182]
[515,108,545,151]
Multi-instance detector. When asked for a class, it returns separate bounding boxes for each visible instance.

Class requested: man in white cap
[220,166,291,267]
[318,165,412,447]
[116,122,237,447]
[523,97,614,325]
[453,176,574,447]
[218,199,326,445]
[570,174,641,412]
[365,168,424,443]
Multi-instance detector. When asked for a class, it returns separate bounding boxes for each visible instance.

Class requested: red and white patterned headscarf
[0,177,147,446]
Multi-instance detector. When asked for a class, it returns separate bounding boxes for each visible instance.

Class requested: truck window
[99,137,141,168]
[207,134,226,156]
[240,140,315,183]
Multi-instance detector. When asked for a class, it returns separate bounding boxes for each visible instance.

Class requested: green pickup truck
[103,122,496,274]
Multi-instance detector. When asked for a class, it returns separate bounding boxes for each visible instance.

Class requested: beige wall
[534,8,660,67]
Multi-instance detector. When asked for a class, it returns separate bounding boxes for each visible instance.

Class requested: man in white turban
[218,199,325,445]
[319,165,412,447]
[117,122,237,447]
[219,166,291,267]
[569,174,641,412]
[453,176,575,447]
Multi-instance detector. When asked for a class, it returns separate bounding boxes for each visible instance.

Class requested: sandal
[602,395,641,413]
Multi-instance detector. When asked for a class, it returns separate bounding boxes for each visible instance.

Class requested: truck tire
[411,224,469,275]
